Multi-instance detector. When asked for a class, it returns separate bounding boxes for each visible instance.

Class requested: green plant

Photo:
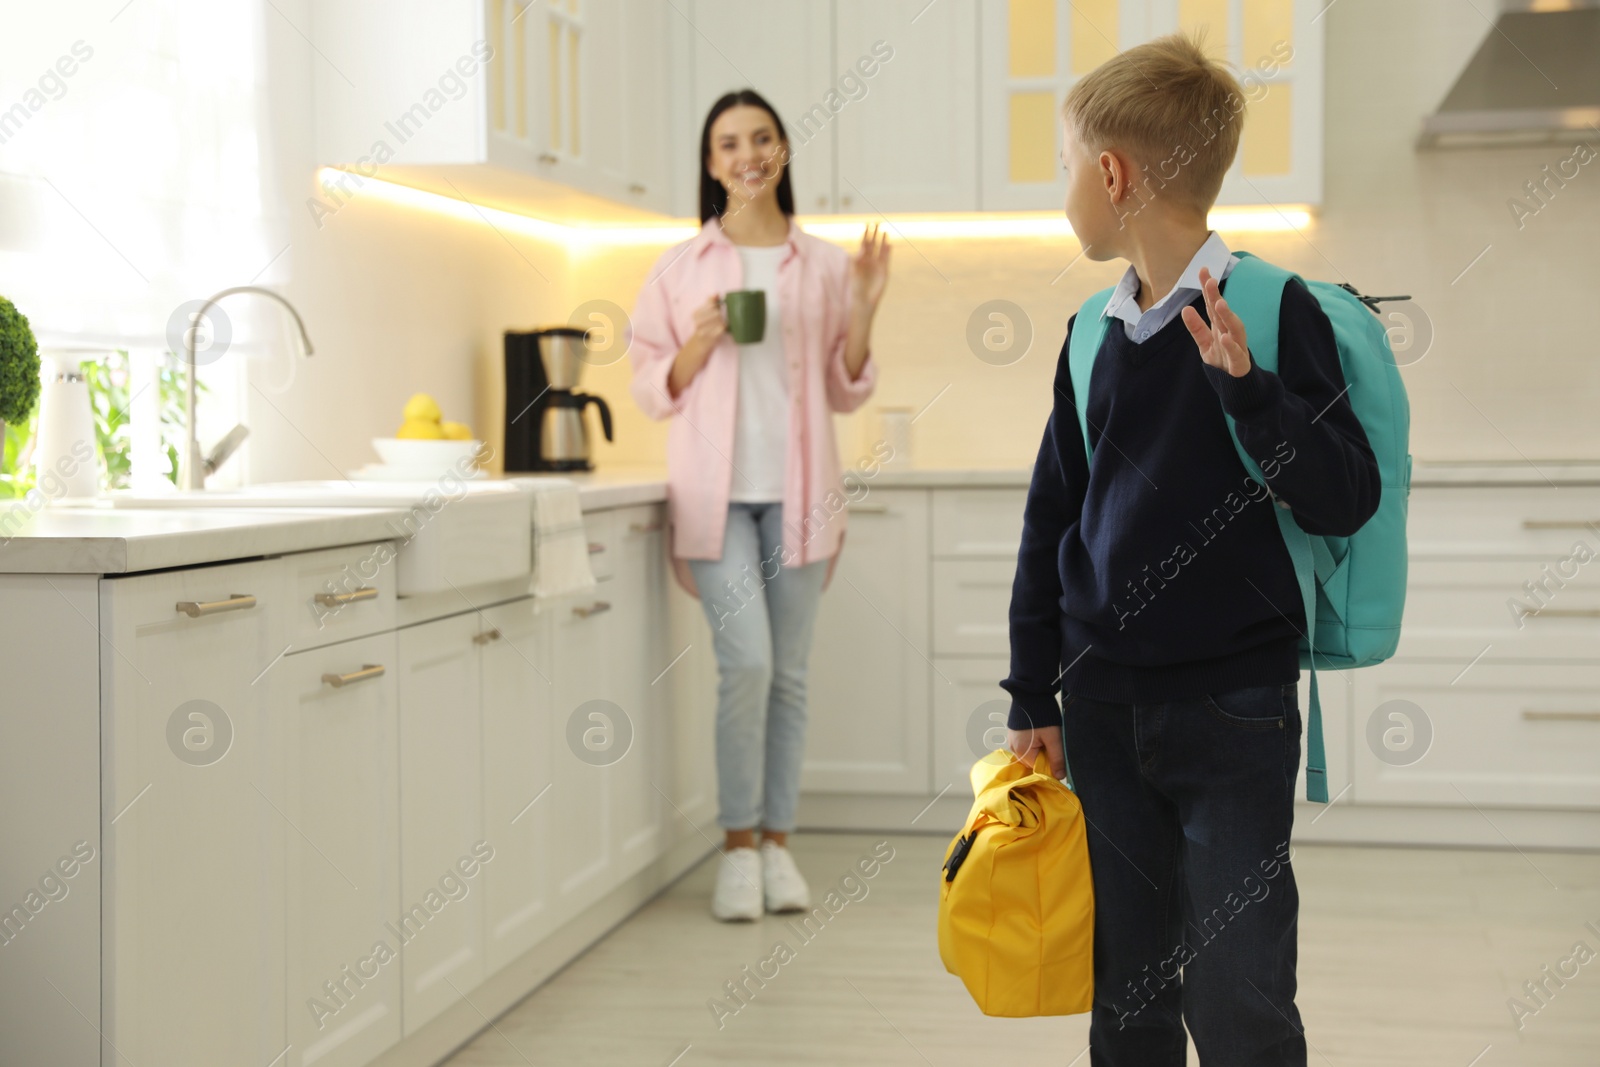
[0,296,41,426]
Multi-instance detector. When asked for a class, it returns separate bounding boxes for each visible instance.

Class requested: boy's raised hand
[1181,266,1252,378]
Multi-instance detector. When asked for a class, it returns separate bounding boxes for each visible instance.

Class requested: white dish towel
[526,478,598,598]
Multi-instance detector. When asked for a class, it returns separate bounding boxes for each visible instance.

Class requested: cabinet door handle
[1523,520,1600,529]
[847,503,889,513]
[628,520,664,534]
[175,593,257,618]
[538,152,559,164]
[1529,608,1600,618]
[473,628,503,644]
[322,664,386,688]
[1523,709,1600,722]
[314,587,378,608]
[628,183,647,194]
[572,600,611,618]
[588,541,606,554]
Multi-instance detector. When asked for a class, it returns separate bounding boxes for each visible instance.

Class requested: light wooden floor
[442,833,1600,1066]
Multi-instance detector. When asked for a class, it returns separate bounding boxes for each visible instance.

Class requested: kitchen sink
[102,480,533,595]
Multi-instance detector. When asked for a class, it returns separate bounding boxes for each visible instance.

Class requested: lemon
[396,417,445,440]
[440,421,473,441]
[402,393,442,423]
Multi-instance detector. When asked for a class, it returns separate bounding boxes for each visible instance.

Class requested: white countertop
[3,460,1595,576]
[0,473,670,575]
[0,505,413,575]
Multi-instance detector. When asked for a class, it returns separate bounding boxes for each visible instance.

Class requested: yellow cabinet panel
[1243,82,1293,175]
[546,18,561,151]
[1179,0,1230,56]
[1070,0,1119,76]
[1009,91,1059,183]
[1244,0,1295,65]
[1009,0,1056,77]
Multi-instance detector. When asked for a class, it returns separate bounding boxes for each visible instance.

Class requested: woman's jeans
[1060,682,1307,1067]
[688,502,827,833]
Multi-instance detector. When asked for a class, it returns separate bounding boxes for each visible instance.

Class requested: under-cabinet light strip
[315,167,1314,247]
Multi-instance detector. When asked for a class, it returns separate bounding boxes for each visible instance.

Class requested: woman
[628,89,891,921]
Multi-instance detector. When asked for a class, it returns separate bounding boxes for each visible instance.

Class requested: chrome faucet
[179,286,314,491]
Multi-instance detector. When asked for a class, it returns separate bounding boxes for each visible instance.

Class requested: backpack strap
[1219,252,1331,804]
[1056,289,1114,788]
[1066,289,1116,472]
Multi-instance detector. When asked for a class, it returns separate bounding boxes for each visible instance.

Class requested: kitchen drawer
[932,559,1015,656]
[1409,486,1600,558]
[1350,659,1600,809]
[1396,557,1600,661]
[582,503,665,584]
[285,542,397,653]
[931,488,1027,559]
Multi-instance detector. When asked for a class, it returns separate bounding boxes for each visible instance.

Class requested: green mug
[722,289,766,344]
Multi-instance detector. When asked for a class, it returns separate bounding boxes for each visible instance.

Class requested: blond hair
[1062,32,1244,212]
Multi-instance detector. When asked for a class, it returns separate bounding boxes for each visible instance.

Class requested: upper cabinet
[311,0,675,215]
[833,0,978,214]
[311,0,1321,220]
[483,0,674,212]
[685,1,837,215]
[980,0,1321,210]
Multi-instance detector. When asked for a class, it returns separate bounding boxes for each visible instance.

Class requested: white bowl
[371,437,483,471]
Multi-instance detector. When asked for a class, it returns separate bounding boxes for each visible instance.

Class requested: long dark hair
[698,89,795,223]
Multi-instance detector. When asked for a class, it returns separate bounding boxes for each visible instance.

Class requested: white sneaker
[711,847,763,922]
[760,840,810,914]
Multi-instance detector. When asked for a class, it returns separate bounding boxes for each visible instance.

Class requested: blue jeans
[1059,682,1307,1067]
[688,502,827,833]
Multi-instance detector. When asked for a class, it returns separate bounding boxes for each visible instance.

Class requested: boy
[1002,34,1380,1067]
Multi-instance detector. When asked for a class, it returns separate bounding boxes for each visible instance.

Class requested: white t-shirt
[728,243,791,503]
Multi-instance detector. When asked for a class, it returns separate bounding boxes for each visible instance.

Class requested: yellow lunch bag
[937,748,1094,1017]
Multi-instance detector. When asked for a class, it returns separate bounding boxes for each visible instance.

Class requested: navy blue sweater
[1002,277,1381,730]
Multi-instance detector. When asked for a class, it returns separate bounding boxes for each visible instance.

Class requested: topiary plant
[0,295,40,468]
[0,295,41,426]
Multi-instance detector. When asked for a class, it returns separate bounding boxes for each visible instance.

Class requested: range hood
[1418,1,1600,149]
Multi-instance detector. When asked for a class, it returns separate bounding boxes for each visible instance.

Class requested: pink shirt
[628,216,878,597]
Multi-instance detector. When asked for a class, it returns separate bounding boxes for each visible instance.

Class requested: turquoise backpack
[1066,251,1412,803]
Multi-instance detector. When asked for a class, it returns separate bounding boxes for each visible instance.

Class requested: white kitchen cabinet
[686,0,838,215]
[1351,659,1600,810]
[278,633,403,1067]
[931,656,1013,798]
[544,571,622,924]
[395,612,487,1035]
[932,559,1014,657]
[284,541,398,654]
[804,490,932,793]
[833,0,978,213]
[931,488,1028,557]
[1395,557,1600,662]
[100,559,288,1067]
[608,505,672,880]
[979,0,1323,210]
[479,596,557,974]
[667,572,719,838]
[312,0,675,215]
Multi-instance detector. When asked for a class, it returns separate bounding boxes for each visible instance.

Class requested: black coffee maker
[503,327,614,472]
